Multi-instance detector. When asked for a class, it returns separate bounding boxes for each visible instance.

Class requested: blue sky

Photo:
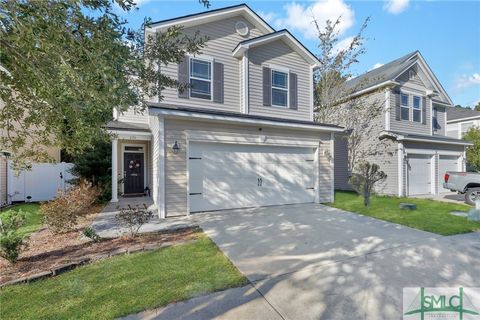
[118,0,480,107]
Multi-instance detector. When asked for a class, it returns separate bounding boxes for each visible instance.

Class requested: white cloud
[370,62,384,70]
[133,0,151,7]
[383,0,410,14]
[275,0,355,40]
[258,10,276,24]
[455,73,480,89]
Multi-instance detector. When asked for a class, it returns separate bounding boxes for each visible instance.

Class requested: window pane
[401,94,408,106]
[272,71,287,89]
[401,107,409,120]
[190,79,211,99]
[461,122,474,135]
[413,96,421,109]
[413,109,421,122]
[272,88,287,107]
[190,59,211,80]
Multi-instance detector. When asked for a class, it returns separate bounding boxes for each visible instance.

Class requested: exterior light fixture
[172,141,180,154]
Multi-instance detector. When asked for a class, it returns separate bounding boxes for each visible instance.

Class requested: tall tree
[313,16,387,172]
[475,101,480,112]
[0,0,208,167]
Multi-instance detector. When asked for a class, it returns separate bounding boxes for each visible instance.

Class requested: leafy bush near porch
[41,180,100,233]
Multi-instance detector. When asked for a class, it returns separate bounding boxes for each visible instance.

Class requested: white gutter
[149,108,345,132]
[380,131,472,146]
[341,80,399,101]
[447,115,480,123]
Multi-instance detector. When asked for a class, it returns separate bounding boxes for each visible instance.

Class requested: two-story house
[107,4,344,218]
[335,51,472,197]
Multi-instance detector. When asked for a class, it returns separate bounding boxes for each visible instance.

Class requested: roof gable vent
[235,21,249,37]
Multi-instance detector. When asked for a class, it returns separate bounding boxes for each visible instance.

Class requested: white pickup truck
[443,172,480,205]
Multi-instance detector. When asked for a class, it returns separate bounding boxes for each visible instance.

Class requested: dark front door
[124,152,144,194]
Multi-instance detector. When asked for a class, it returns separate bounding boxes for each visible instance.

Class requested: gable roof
[146,3,274,34]
[344,51,453,105]
[447,106,480,122]
[232,29,320,66]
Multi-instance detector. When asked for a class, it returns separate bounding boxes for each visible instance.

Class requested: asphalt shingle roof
[447,106,480,121]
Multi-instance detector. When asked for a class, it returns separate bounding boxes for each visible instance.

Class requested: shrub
[83,227,101,242]
[0,213,26,263]
[115,204,154,239]
[41,180,101,233]
[349,161,387,207]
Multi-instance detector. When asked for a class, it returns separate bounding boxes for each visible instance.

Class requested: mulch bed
[0,205,201,286]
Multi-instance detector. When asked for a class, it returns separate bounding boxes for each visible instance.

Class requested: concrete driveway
[127,203,480,320]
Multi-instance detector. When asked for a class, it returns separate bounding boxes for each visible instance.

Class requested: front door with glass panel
[124,152,144,194]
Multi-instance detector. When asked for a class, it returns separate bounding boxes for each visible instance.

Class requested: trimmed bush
[0,213,26,263]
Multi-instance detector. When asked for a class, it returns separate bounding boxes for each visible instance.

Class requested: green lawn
[0,203,43,237]
[328,191,480,236]
[0,236,247,320]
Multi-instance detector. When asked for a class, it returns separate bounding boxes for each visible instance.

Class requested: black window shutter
[263,67,271,106]
[289,72,298,110]
[178,56,189,99]
[395,91,401,121]
[213,61,224,103]
[422,96,427,125]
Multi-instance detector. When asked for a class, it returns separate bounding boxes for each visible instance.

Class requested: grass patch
[0,203,42,237]
[328,191,480,236]
[0,235,247,320]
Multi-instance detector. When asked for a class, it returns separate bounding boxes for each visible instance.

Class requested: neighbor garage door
[438,155,459,193]
[407,154,432,196]
[188,142,316,212]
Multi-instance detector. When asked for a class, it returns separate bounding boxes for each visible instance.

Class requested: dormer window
[401,93,409,120]
[271,70,288,107]
[413,96,422,122]
[190,58,212,100]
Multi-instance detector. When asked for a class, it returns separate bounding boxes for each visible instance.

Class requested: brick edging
[0,238,196,288]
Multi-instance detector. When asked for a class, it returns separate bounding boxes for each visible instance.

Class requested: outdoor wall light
[172,141,180,154]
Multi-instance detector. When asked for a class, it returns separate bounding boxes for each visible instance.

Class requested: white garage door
[407,155,432,196]
[188,142,316,212]
[438,155,459,193]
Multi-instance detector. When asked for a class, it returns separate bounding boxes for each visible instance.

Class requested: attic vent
[409,70,415,80]
[235,21,249,37]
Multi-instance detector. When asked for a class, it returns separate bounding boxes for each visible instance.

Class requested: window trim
[189,57,213,101]
[271,69,289,108]
[400,93,410,121]
[460,121,474,137]
[412,95,422,123]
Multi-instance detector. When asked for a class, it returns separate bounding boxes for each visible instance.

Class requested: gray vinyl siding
[333,133,352,190]
[163,118,332,217]
[433,105,446,136]
[248,40,312,121]
[117,107,150,124]
[396,66,425,87]
[390,89,431,135]
[159,16,264,113]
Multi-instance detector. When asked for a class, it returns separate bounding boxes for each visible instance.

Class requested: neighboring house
[107,4,343,218]
[446,106,480,139]
[335,51,471,197]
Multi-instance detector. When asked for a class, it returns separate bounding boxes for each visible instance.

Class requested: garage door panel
[188,142,316,212]
[407,155,432,196]
[438,155,459,193]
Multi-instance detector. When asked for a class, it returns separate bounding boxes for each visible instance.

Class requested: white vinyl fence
[7,162,74,203]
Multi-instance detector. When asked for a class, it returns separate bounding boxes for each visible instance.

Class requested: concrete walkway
[91,197,196,238]
[122,204,480,319]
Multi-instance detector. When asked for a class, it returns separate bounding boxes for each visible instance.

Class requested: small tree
[464,127,480,172]
[116,204,154,239]
[349,161,387,207]
[0,212,26,263]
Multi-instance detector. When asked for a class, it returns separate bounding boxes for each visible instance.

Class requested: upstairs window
[190,58,212,100]
[401,93,409,120]
[271,70,288,107]
[413,96,422,123]
[461,121,474,137]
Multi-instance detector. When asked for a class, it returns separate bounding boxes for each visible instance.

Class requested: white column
[111,138,118,202]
